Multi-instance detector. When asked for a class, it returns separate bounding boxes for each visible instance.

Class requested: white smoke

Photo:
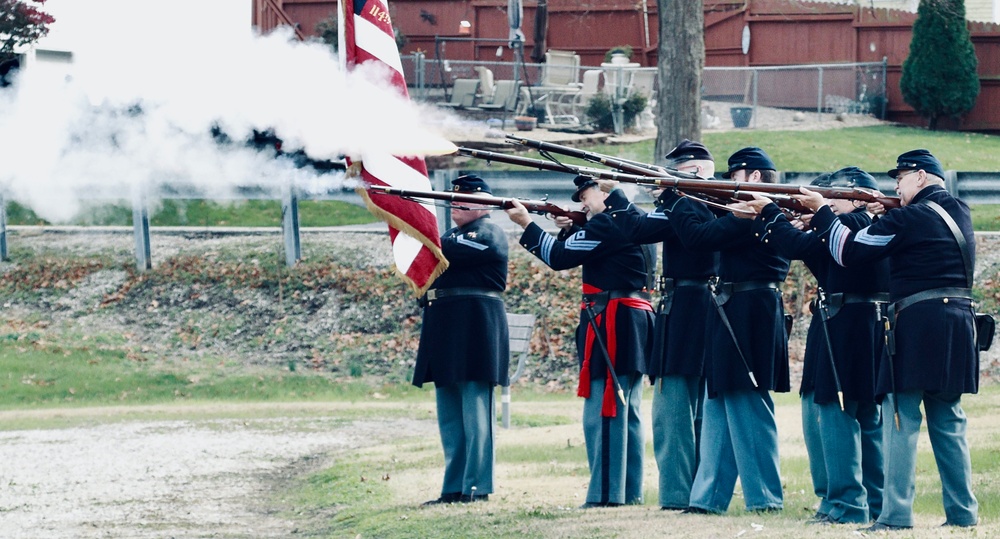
[0,1,457,223]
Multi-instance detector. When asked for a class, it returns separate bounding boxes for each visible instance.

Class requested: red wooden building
[258,0,1000,131]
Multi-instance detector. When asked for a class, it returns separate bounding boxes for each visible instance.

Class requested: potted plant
[584,92,647,132]
[604,45,633,65]
[513,115,538,131]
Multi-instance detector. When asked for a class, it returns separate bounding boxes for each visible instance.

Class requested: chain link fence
[402,53,887,131]
[700,61,887,130]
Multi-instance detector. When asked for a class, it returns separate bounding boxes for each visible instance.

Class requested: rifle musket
[463,143,902,211]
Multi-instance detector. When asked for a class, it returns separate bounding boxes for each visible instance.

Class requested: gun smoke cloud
[0,0,456,223]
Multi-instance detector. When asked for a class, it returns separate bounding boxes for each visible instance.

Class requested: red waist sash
[577,284,652,417]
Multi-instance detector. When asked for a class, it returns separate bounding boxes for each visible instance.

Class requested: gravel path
[0,409,434,538]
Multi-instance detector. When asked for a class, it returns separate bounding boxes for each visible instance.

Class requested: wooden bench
[501,313,535,429]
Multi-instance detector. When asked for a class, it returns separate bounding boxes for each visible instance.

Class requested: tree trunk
[654,0,705,165]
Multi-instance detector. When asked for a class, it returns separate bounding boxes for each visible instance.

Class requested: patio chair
[540,50,580,86]
[468,80,520,124]
[473,66,495,101]
[628,69,656,99]
[568,69,604,121]
[439,78,480,109]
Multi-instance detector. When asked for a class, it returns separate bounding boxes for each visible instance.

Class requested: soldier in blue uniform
[740,167,887,524]
[658,147,790,514]
[504,175,654,508]
[414,174,510,505]
[597,139,718,510]
[797,150,979,531]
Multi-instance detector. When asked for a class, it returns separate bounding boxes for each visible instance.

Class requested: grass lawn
[277,386,1000,538]
[3,198,378,227]
[2,335,997,538]
[599,125,1000,173]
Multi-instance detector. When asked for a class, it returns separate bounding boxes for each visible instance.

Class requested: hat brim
[721,169,734,179]
[571,181,598,202]
[887,168,907,179]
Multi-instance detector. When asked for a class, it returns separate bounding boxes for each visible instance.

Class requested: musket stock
[364,184,588,226]
[498,136,902,210]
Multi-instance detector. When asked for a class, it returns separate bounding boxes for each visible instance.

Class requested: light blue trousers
[651,375,703,509]
[582,373,645,505]
[878,391,978,528]
[802,393,883,523]
[435,381,495,496]
[688,388,783,513]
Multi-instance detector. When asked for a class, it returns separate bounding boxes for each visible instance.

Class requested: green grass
[971,204,1000,231]
[3,322,999,537]
[273,384,1000,538]
[3,199,377,227]
[604,125,1000,173]
[473,125,1000,173]
[0,338,432,412]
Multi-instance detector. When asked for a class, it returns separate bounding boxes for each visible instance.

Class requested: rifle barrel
[496,136,902,210]
[364,184,589,226]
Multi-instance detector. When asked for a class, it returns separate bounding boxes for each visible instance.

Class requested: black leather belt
[727,280,782,294]
[833,292,891,305]
[810,292,890,318]
[889,287,972,318]
[658,277,711,294]
[582,290,652,304]
[712,280,781,306]
[419,287,503,307]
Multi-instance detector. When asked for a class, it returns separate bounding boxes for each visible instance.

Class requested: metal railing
[4,169,1000,269]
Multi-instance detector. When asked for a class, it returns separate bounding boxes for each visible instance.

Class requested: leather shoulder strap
[918,199,973,288]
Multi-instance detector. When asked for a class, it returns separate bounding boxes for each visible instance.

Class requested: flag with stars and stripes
[341,0,447,296]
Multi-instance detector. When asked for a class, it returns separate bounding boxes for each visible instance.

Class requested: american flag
[341,0,447,296]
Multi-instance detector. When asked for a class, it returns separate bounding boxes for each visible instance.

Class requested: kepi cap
[451,174,492,194]
[887,149,945,180]
[664,139,713,167]
[811,166,879,190]
[571,174,599,203]
[722,147,775,179]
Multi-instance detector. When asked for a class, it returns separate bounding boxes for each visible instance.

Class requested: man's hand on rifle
[745,193,774,215]
[792,213,813,230]
[866,192,887,216]
[596,179,618,193]
[553,215,576,230]
[731,193,771,220]
[793,186,826,213]
[504,199,533,229]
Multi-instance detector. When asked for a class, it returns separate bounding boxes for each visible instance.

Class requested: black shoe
[681,506,713,514]
[661,505,686,512]
[860,522,911,532]
[942,519,978,527]
[422,492,461,506]
[806,513,833,526]
[752,505,782,514]
[459,493,489,503]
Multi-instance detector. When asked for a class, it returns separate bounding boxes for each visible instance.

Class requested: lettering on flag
[341,0,447,296]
